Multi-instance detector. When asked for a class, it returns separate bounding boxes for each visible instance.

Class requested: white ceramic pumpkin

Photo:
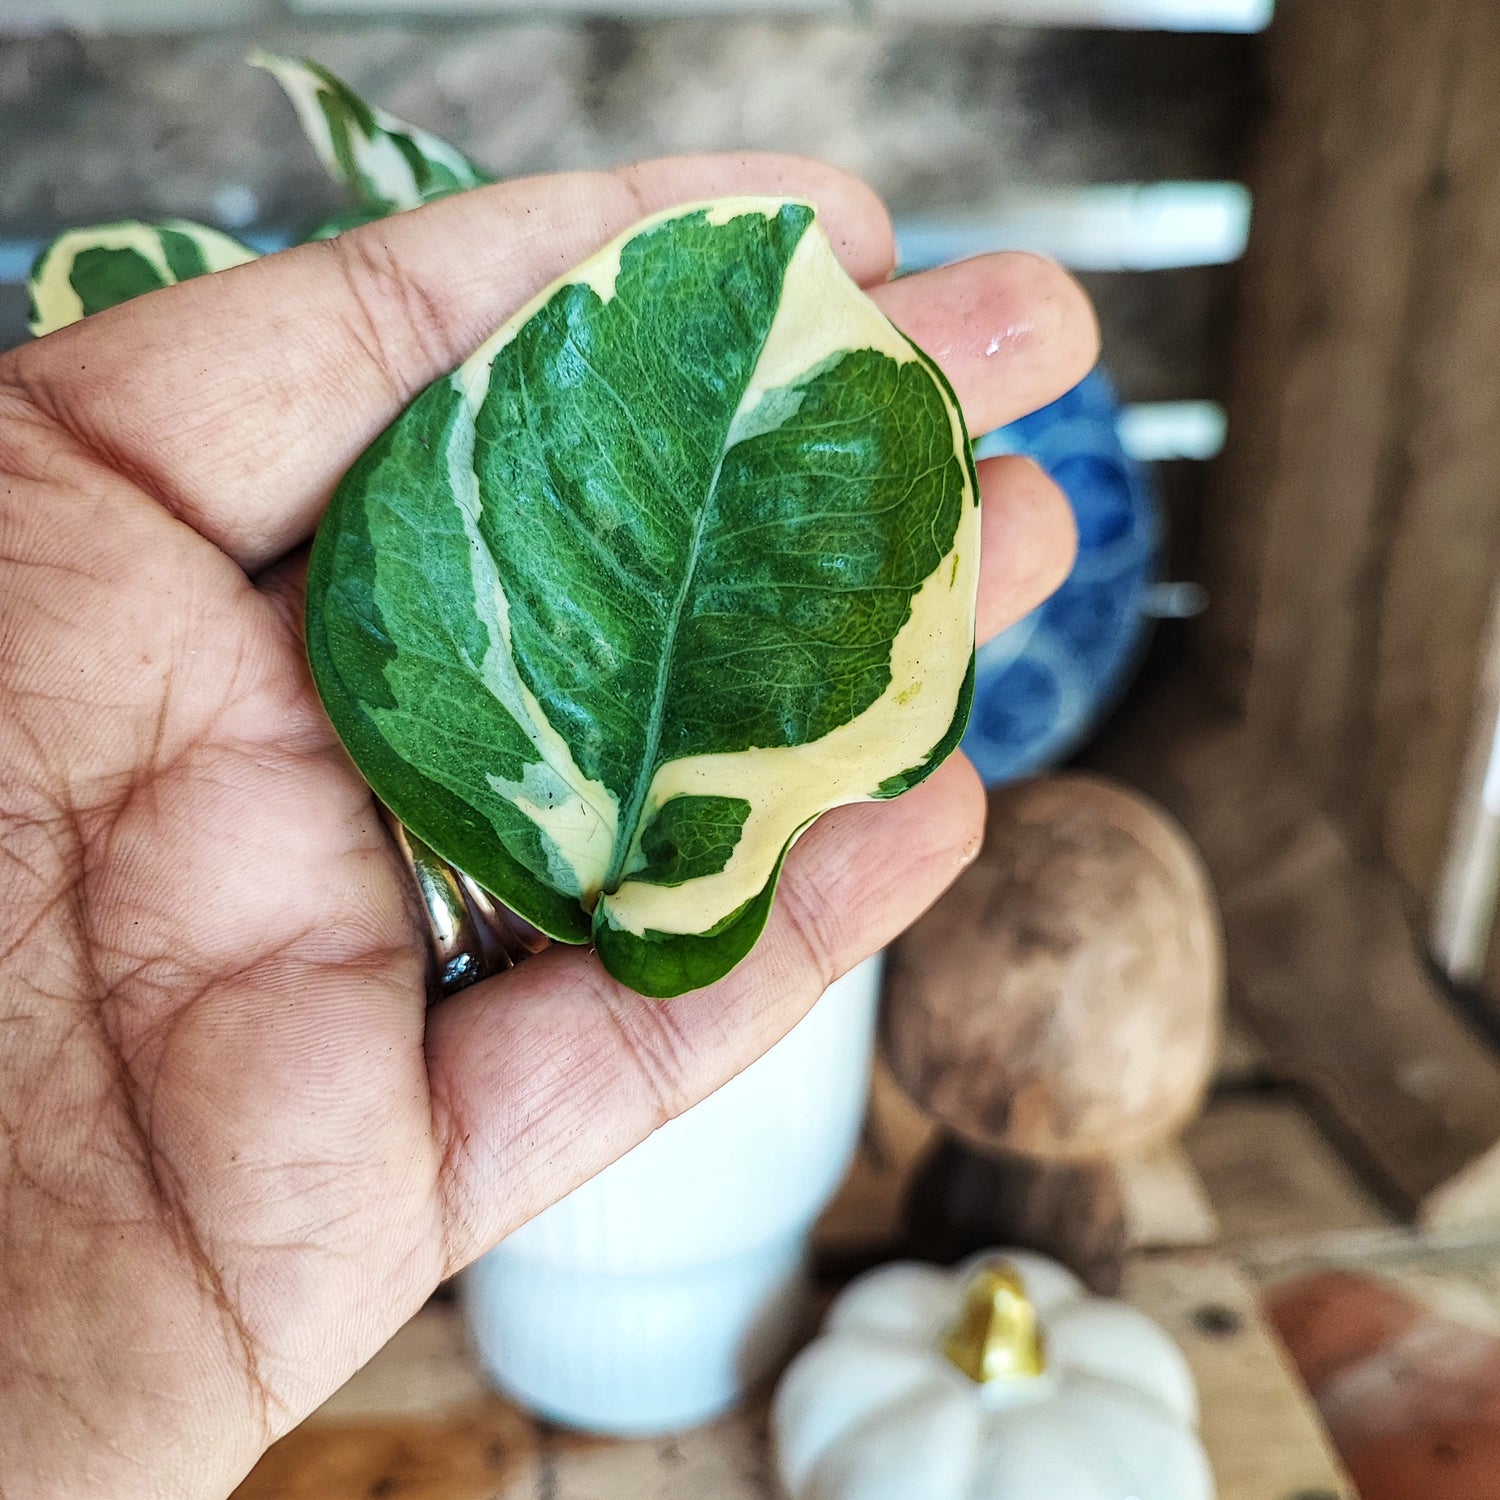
[772,1251,1214,1500]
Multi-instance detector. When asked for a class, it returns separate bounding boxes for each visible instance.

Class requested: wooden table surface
[234,1253,1353,1500]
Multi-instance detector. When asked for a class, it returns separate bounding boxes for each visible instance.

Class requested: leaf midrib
[599,262,797,897]
[600,443,730,897]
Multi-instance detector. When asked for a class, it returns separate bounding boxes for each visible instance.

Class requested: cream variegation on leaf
[306,198,979,997]
[27,220,258,337]
[249,50,492,221]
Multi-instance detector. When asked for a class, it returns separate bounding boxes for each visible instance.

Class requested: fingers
[15,170,1095,580]
[254,541,312,647]
[872,252,1100,435]
[256,444,1073,648]
[13,155,894,574]
[974,454,1078,641]
[422,751,985,1271]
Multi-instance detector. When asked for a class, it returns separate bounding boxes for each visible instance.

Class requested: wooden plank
[1369,3,1500,912]
[1077,265,1238,403]
[872,0,1272,26]
[1124,1256,1356,1500]
[1223,809,1500,1232]
[1183,1093,1391,1247]
[292,0,841,14]
[1204,0,1500,938]
[1119,1143,1221,1250]
[1247,1220,1500,1290]
[536,1414,777,1499]
[1216,1015,1273,1088]
[900,185,1251,274]
[1421,1140,1500,1234]
[0,28,1254,240]
[26,0,1267,24]
[1085,679,1500,1226]
[1198,0,1459,772]
[1430,589,1500,987]
[239,1260,1349,1500]
[232,1309,536,1500]
[6,0,272,27]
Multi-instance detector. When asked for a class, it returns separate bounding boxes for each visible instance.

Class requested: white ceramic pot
[461,955,883,1436]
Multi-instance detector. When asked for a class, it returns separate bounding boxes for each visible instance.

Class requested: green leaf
[250,50,492,215]
[28,220,258,337]
[300,205,396,243]
[632,795,753,887]
[307,198,979,997]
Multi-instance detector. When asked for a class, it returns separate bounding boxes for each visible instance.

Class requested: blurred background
[0,0,1254,863]
[8,4,1500,1498]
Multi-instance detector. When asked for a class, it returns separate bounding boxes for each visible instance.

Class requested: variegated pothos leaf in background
[28,57,488,334]
[27,220,259,337]
[250,50,493,219]
[307,198,979,998]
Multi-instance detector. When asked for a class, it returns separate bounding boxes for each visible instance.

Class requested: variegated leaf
[250,50,492,216]
[28,220,258,337]
[300,205,396,243]
[306,198,979,997]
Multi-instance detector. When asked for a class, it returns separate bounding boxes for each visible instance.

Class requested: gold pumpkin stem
[941,1262,1046,1384]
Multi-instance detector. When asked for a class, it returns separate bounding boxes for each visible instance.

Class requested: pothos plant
[28,55,980,998]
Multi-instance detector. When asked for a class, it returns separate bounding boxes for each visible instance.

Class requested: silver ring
[382,807,550,997]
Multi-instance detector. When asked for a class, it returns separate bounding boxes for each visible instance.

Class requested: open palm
[0,155,1095,1500]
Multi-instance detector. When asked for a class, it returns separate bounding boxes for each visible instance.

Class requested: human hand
[0,155,1096,1499]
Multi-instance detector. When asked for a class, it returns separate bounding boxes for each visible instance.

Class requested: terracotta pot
[1269,1269,1500,1500]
